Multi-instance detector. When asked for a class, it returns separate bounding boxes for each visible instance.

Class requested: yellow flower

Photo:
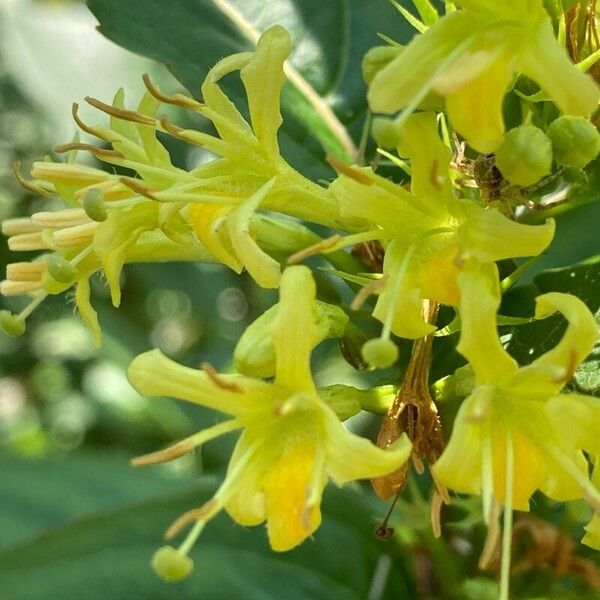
[127,266,411,560]
[329,111,554,342]
[368,1,600,152]
[433,261,600,514]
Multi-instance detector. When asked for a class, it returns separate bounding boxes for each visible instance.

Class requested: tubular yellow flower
[433,262,600,514]
[368,1,600,152]
[127,266,412,562]
[329,112,554,342]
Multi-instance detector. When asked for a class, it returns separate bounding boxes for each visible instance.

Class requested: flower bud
[495,125,553,186]
[83,188,108,222]
[361,338,398,369]
[151,546,194,582]
[0,310,26,336]
[46,254,78,284]
[362,46,402,84]
[547,116,600,169]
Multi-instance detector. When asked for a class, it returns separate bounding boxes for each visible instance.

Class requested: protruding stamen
[350,276,387,311]
[52,222,97,248]
[499,434,515,600]
[142,73,204,110]
[31,208,89,229]
[13,161,57,198]
[287,235,341,265]
[326,154,373,185]
[6,262,45,282]
[201,362,242,393]
[119,176,158,200]
[71,102,106,139]
[2,217,41,236]
[85,96,157,125]
[478,500,502,569]
[54,143,125,161]
[8,232,52,251]
[165,499,218,540]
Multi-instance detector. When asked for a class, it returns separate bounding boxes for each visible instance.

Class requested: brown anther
[54,143,125,160]
[326,154,373,185]
[71,103,105,139]
[142,73,203,110]
[349,276,387,311]
[201,362,242,393]
[84,96,156,125]
[119,176,157,200]
[131,438,196,467]
[165,499,217,539]
[12,161,57,198]
[287,234,341,265]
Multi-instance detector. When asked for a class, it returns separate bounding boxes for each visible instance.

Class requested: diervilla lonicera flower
[368,0,600,152]
[127,265,412,573]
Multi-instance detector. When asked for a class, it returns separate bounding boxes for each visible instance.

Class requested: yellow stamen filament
[31,208,90,229]
[85,96,157,125]
[2,218,41,236]
[6,262,46,282]
[8,232,52,251]
[52,222,98,248]
[201,362,242,393]
[478,500,502,569]
[142,73,204,110]
[0,280,43,296]
[287,235,341,265]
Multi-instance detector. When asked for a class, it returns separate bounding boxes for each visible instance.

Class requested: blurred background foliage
[0,1,599,599]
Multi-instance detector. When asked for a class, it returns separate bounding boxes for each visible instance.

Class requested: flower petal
[520,16,600,118]
[271,265,319,392]
[456,262,518,383]
[127,349,270,415]
[457,201,555,262]
[226,178,281,288]
[324,409,412,484]
[505,293,599,395]
[240,26,291,160]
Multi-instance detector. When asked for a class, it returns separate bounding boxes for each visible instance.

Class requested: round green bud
[362,46,402,84]
[46,255,78,284]
[151,546,194,582]
[0,310,26,337]
[361,338,399,369]
[495,125,553,186]
[83,188,108,222]
[371,117,400,149]
[547,116,600,169]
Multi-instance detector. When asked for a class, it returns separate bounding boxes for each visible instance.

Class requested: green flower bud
[151,546,194,582]
[234,301,348,377]
[0,310,26,337]
[371,117,401,149]
[46,254,78,284]
[547,116,600,169]
[361,338,398,369]
[495,125,553,186]
[83,188,108,222]
[362,45,402,84]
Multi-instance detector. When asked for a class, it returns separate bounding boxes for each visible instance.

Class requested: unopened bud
[547,116,600,169]
[362,46,402,84]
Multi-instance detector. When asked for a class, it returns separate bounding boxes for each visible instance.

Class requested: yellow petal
[240,26,291,160]
[262,432,323,552]
[75,277,101,348]
[324,409,412,484]
[520,17,600,118]
[271,266,319,392]
[127,349,271,415]
[445,53,514,152]
[456,262,518,384]
[506,293,599,395]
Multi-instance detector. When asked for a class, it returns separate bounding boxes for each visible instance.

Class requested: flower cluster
[2,3,600,596]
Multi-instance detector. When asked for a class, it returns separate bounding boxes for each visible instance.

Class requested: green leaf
[86,0,413,175]
[0,478,415,599]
